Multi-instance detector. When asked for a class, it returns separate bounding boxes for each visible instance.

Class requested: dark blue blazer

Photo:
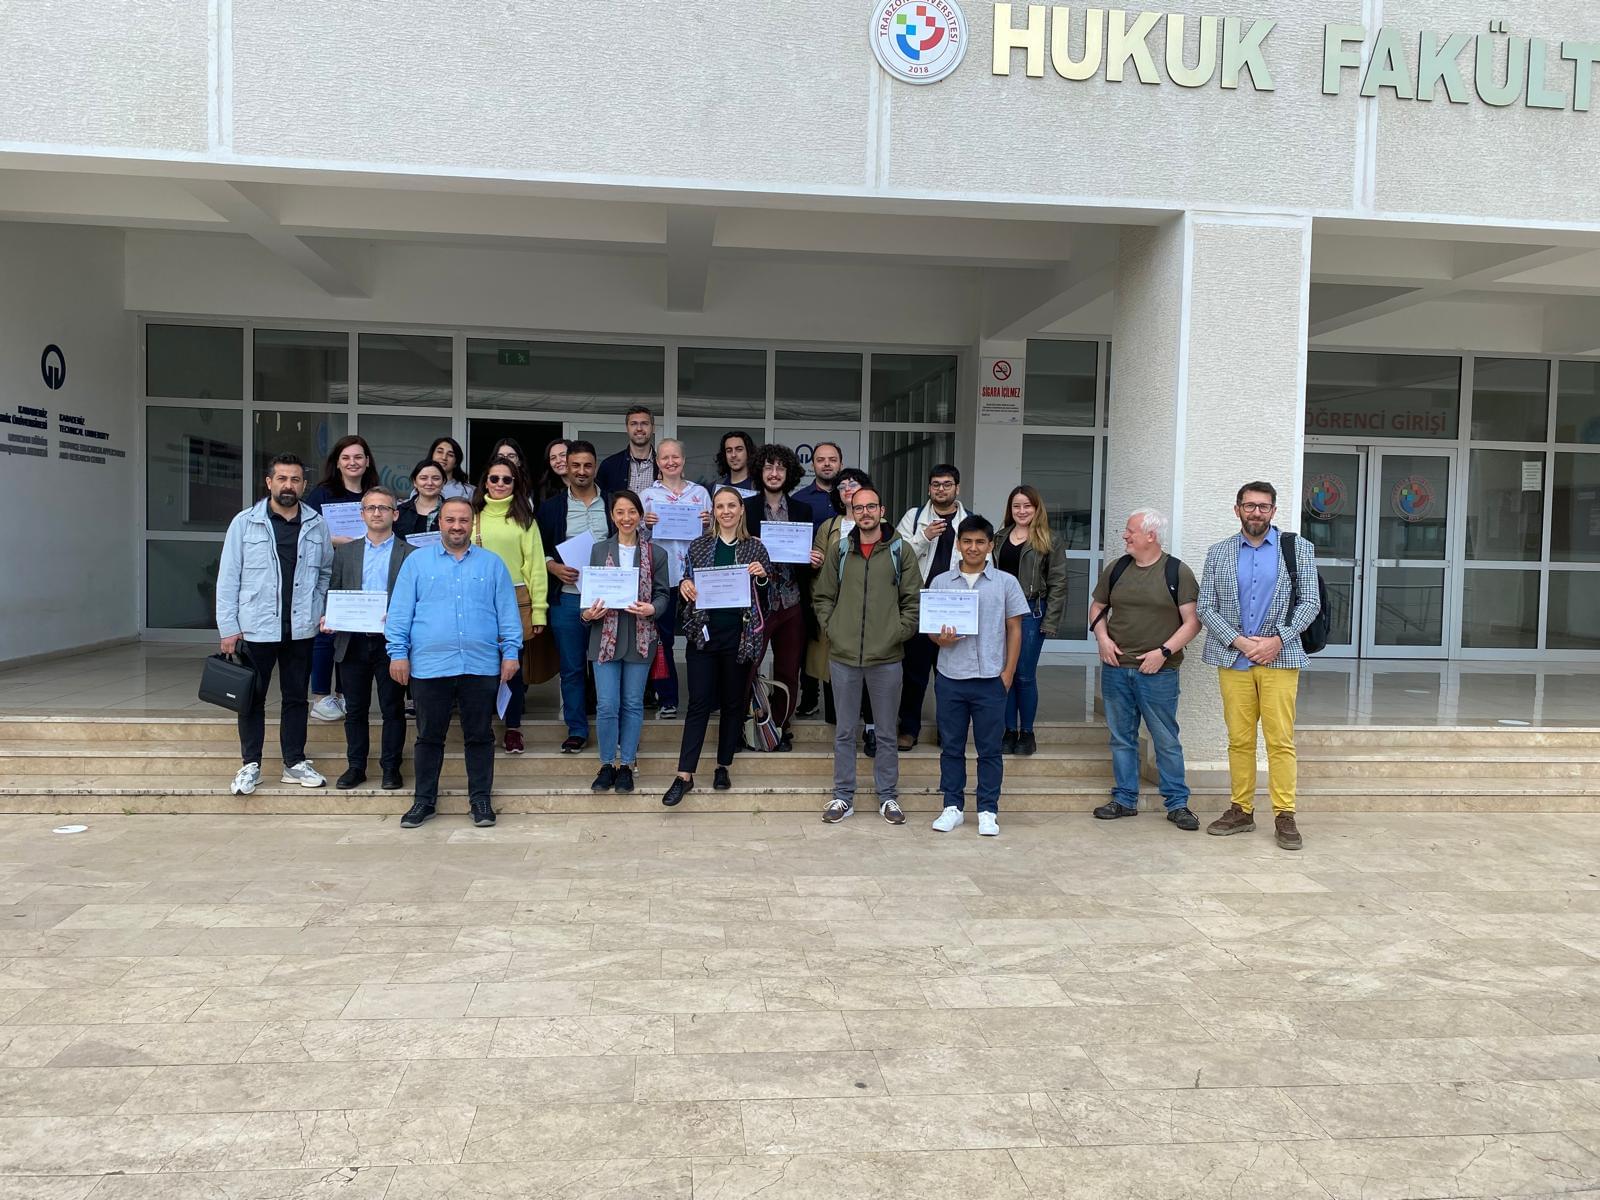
[535,491,616,597]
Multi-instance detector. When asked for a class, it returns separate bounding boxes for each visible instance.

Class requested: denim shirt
[1231,527,1279,671]
[929,563,1030,681]
[386,544,521,679]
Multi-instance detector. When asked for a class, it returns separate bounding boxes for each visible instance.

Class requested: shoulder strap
[836,535,904,585]
[1087,554,1135,631]
[1281,532,1302,611]
[1163,555,1181,609]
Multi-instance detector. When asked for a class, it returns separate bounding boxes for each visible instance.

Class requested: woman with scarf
[582,489,670,795]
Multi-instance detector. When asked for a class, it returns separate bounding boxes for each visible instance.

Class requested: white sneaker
[930,806,964,832]
[230,762,261,796]
[310,695,346,722]
[978,813,1000,837]
[657,705,678,719]
[281,760,326,788]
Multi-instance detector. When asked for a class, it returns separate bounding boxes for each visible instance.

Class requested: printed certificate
[693,565,752,610]
[324,589,387,633]
[919,588,979,636]
[651,503,704,541]
[579,566,639,609]
[319,502,365,540]
[405,531,441,549]
[760,521,814,564]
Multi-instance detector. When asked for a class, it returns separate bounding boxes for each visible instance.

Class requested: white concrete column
[966,338,1027,528]
[1107,213,1312,781]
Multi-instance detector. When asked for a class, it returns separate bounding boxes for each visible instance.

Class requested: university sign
[871,4,1600,112]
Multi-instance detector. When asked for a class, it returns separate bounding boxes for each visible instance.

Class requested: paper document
[405,531,441,549]
[555,531,595,569]
[919,588,979,636]
[324,589,387,633]
[693,565,752,610]
[760,521,814,564]
[651,504,704,541]
[496,680,511,719]
[580,566,640,609]
[319,502,365,539]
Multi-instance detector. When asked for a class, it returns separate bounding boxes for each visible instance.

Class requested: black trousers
[340,634,406,772]
[239,637,312,767]
[677,644,747,775]
[898,633,940,738]
[411,674,498,809]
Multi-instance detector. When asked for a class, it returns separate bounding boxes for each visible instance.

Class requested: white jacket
[895,499,970,584]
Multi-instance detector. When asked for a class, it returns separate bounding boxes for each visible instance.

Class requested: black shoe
[777,731,794,753]
[381,770,403,791]
[713,767,732,791]
[471,803,496,828]
[1092,801,1138,820]
[399,803,435,829]
[796,701,819,719]
[614,765,635,794]
[1001,730,1019,754]
[863,730,877,758]
[336,768,366,790]
[561,736,586,754]
[1019,732,1038,756]
[662,777,692,807]
[591,764,617,792]
[1168,807,1200,832]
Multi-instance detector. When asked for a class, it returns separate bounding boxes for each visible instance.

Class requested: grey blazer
[585,537,670,663]
[328,536,415,662]
[1196,528,1321,670]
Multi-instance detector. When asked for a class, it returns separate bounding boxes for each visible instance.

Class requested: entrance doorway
[1302,446,1458,659]
[468,417,563,492]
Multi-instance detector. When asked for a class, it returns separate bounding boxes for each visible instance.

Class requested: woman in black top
[395,459,446,538]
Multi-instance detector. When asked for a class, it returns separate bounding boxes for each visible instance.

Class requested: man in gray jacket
[216,453,334,796]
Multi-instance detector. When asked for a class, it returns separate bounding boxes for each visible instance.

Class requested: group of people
[214,412,1319,848]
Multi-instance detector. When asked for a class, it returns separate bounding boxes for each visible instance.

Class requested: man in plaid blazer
[1196,481,1321,850]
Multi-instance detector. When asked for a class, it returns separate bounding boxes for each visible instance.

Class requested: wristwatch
[1159,645,1173,659]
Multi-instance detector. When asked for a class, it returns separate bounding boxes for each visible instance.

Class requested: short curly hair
[752,443,803,494]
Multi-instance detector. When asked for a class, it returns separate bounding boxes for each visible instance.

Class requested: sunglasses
[487,474,516,485]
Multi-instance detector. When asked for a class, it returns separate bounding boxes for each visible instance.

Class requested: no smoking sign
[979,356,1024,424]
[991,359,1012,381]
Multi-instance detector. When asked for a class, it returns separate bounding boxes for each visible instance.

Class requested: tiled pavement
[1,810,1600,1197]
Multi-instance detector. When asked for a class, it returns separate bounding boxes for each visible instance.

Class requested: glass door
[1300,449,1364,658]
[1362,449,1456,659]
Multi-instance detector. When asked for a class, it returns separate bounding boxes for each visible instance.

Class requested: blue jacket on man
[595,447,658,496]
[216,499,333,642]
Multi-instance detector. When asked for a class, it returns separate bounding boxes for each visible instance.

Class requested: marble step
[1297,752,1600,780]
[1296,725,1600,750]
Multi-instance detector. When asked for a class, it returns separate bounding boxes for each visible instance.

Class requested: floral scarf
[597,539,656,663]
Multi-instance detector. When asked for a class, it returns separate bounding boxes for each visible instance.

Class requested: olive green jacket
[812,529,921,668]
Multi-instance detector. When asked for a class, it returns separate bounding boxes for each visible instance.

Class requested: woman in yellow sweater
[471,456,548,754]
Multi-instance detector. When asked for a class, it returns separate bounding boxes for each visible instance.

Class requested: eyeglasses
[361,504,395,514]
[1238,502,1275,513]
[850,503,882,514]
[487,475,515,485]
[930,480,956,488]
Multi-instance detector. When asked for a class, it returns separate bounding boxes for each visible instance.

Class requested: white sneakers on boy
[978,813,1000,837]
[930,807,964,832]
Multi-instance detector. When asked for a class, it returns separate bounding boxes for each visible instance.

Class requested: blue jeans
[1004,605,1046,731]
[653,590,679,708]
[550,592,590,739]
[1100,666,1190,812]
[594,659,649,766]
[935,672,1006,813]
[310,630,337,696]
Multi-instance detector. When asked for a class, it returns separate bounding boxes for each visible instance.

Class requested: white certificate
[555,531,595,568]
[693,565,751,610]
[920,588,979,636]
[651,503,704,541]
[405,531,441,549]
[324,589,388,633]
[319,502,365,539]
[580,566,639,609]
[760,521,813,564]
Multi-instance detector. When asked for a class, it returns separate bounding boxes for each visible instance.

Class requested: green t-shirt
[1090,553,1199,668]
[709,538,741,639]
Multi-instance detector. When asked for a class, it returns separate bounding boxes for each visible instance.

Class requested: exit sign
[497,348,530,366]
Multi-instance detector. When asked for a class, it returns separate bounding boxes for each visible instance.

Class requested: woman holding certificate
[661,486,772,808]
[304,435,381,724]
[470,457,549,755]
[641,438,711,720]
[581,490,670,794]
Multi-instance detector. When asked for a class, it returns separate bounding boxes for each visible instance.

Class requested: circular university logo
[1391,475,1435,523]
[870,0,968,85]
[1304,473,1347,521]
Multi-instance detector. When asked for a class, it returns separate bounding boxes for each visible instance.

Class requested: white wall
[0,222,134,664]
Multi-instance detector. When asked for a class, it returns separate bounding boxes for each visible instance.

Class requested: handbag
[649,640,670,682]
[199,651,258,714]
[521,629,560,686]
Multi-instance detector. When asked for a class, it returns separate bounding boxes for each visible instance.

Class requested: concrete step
[1297,752,1600,781]
[1296,725,1600,751]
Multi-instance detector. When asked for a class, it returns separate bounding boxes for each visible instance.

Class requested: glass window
[1465,450,1545,562]
[357,413,452,497]
[1305,352,1459,439]
[1461,568,1540,649]
[1548,571,1600,649]
[869,430,955,525]
[359,334,452,408]
[1024,340,1098,427]
[1301,450,1361,559]
[1022,435,1095,551]
[252,409,347,490]
[776,351,862,422]
[467,340,664,415]
[1552,453,1600,563]
[1471,358,1548,442]
[678,347,765,420]
[676,425,733,489]
[146,324,242,400]
[253,329,348,406]
[145,406,243,533]
[1061,559,1091,640]
[870,354,957,424]
[147,540,224,630]
[1556,360,1600,444]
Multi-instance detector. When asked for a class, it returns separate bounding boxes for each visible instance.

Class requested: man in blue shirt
[387,497,522,828]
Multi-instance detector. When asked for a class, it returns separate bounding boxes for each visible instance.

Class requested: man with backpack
[1196,481,1324,851]
[1088,508,1202,830]
[812,485,921,825]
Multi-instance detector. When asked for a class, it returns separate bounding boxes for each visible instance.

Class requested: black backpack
[1281,532,1331,655]
[1088,554,1182,632]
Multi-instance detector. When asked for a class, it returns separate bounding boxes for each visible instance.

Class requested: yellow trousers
[1217,666,1300,814]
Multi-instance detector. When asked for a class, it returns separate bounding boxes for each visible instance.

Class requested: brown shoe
[1274,812,1303,851]
[897,733,916,752]
[1206,804,1256,836]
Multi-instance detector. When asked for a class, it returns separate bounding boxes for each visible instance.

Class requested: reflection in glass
[1556,360,1600,444]
[147,540,224,630]
[1548,571,1600,649]
[252,410,348,490]
[146,324,243,400]
[1024,340,1098,427]
[1471,358,1548,442]
[869,430,955,526]
[145,407,243,533]
[1022,436,1095,551]
[1062,559,1091,640]
[870,354,957,423]
[253,329,348,406]
[776,351,862,422]
[679,348,765,420]
[1301,451,1360,559]
[1372,566,1445,647]
[467,340,664,415]
[1465,450,1544,562]
[1461,568,1539,649]
[1552,453,1600,563]
[1374,454,1450,560]
[359,334,452,407]
[1318,563,1356,647]
[1306,352,1459,439]
[357,414,451,497]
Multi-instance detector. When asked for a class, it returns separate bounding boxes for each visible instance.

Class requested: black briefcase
[199,652,258,714]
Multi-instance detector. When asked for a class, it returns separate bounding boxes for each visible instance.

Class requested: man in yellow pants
[1196,482,1322,851]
